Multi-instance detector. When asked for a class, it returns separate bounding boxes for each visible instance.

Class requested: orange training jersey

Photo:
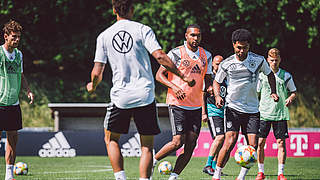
[166,45,208,107]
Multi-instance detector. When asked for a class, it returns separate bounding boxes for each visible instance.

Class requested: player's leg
[203,116,217,175]
[237,112,259,180]
[103,103,131,180]
[133,101,161,179]
[211,116,226,170]
[154,105,186,162]
[2,105,22,180]
[256,120,271,180]
[139,135,154,179]
[213,107,240,180]
[273,120,289,180]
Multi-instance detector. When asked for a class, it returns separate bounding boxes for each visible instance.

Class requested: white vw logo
[112,30,133,54]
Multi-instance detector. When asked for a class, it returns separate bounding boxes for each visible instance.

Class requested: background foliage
[1,0,319,128]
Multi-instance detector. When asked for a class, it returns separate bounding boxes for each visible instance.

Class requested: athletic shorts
[0,105,22,131]
[225,107,260,135]
[103,101,160,135]
[168,105,202,136]
[208,116,225,139]
[258,120,289,139]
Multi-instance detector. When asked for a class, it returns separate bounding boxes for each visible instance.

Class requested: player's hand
[172,85,186,100]
[182,76,196,87]
[86,82,96,93]
[285,98,293,107]
[202,113,208,122]
[215,96,224,108]
[270,93,279,102]
[27,91,34,104]
[207,85,214,96]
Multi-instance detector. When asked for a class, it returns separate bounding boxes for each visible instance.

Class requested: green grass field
[1,156,320,180]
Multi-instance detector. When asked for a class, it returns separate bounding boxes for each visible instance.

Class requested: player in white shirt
[212,29,279,180]
[86,1,194,180]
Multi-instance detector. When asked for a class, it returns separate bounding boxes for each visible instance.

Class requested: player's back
[95,20,162,109]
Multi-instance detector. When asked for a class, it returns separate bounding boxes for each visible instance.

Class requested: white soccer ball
[14,162,28,175]
[234,145,257,168]
[158,161,172,175]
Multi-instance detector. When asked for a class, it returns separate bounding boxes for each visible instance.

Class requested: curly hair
[3,19,22,35]
[112,0,133,18]
[231,28,252,44]
[268,48,280,58]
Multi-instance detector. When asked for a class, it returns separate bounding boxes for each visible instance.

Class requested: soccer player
[202,55,227,176]
[212,29,279,180]
[0,19,34,180]
[255,48,297,180]
[152,24,212,180]
[86,1,194,180]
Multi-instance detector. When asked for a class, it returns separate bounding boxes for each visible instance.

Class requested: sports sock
[258,163,264,173]
[139,178,149,180]
[237,167,249,180]
[211,160,217,170]
[205,156,214,167]
[168,172,179,180]
[278,164,285,175]
[213,166,222,179]
[5,164,14,180]
[114,170,126,180]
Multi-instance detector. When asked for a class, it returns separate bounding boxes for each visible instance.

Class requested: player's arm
[87,62,105,93]
[202,88,209,122]
[152,49,195,87]
[156,66,186,100]
[213,80,223,108]
[285,91,297,107]
[267,72,279,102]
[21,73,34,104]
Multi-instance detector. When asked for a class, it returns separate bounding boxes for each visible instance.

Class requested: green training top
[258,69,290,121]
[0,47,22,106]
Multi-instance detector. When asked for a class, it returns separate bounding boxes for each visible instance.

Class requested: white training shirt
[94,19,162,109]
[257,68,297,93]
[1,45,23,105]
[215,52,271,113]
[166,41,213,110]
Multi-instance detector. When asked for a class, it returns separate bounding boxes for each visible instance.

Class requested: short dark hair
[3,19,22,35]
[231,28,252,44]
[186,24,201,32]
[112,0,133,18]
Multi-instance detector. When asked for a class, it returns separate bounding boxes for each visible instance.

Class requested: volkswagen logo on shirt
[112,30,133,54]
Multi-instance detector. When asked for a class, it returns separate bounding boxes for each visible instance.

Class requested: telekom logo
[290,134,308,156]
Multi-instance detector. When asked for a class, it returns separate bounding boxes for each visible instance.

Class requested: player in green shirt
[0,19,34,180]
[255,48,297,180]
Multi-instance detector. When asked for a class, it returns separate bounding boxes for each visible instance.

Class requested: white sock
[258,163,264,173]
[5,164,14,180]
[213,166,222,179]
[139,178,149,180]
[278,164,285,175]
[114,170,126,180]
[168,172,178,180]
[237,167,249,180]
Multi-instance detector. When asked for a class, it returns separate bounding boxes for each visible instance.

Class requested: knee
[216,135,225,144]
[171,139,183,150]
[277,140,286,149]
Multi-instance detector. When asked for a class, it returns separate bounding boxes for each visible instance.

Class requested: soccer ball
[14,162,28,175]
[158,161,172,175]
[234,145,257,168]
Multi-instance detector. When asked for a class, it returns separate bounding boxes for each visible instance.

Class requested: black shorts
[208,116,225,139]
[168,105,201,136]
[104,101,160,135]
[0,105,22,131]
[225,107,260,134]
[258,120,289,139]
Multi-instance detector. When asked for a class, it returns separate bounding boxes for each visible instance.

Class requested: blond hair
[268,48,280,58]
